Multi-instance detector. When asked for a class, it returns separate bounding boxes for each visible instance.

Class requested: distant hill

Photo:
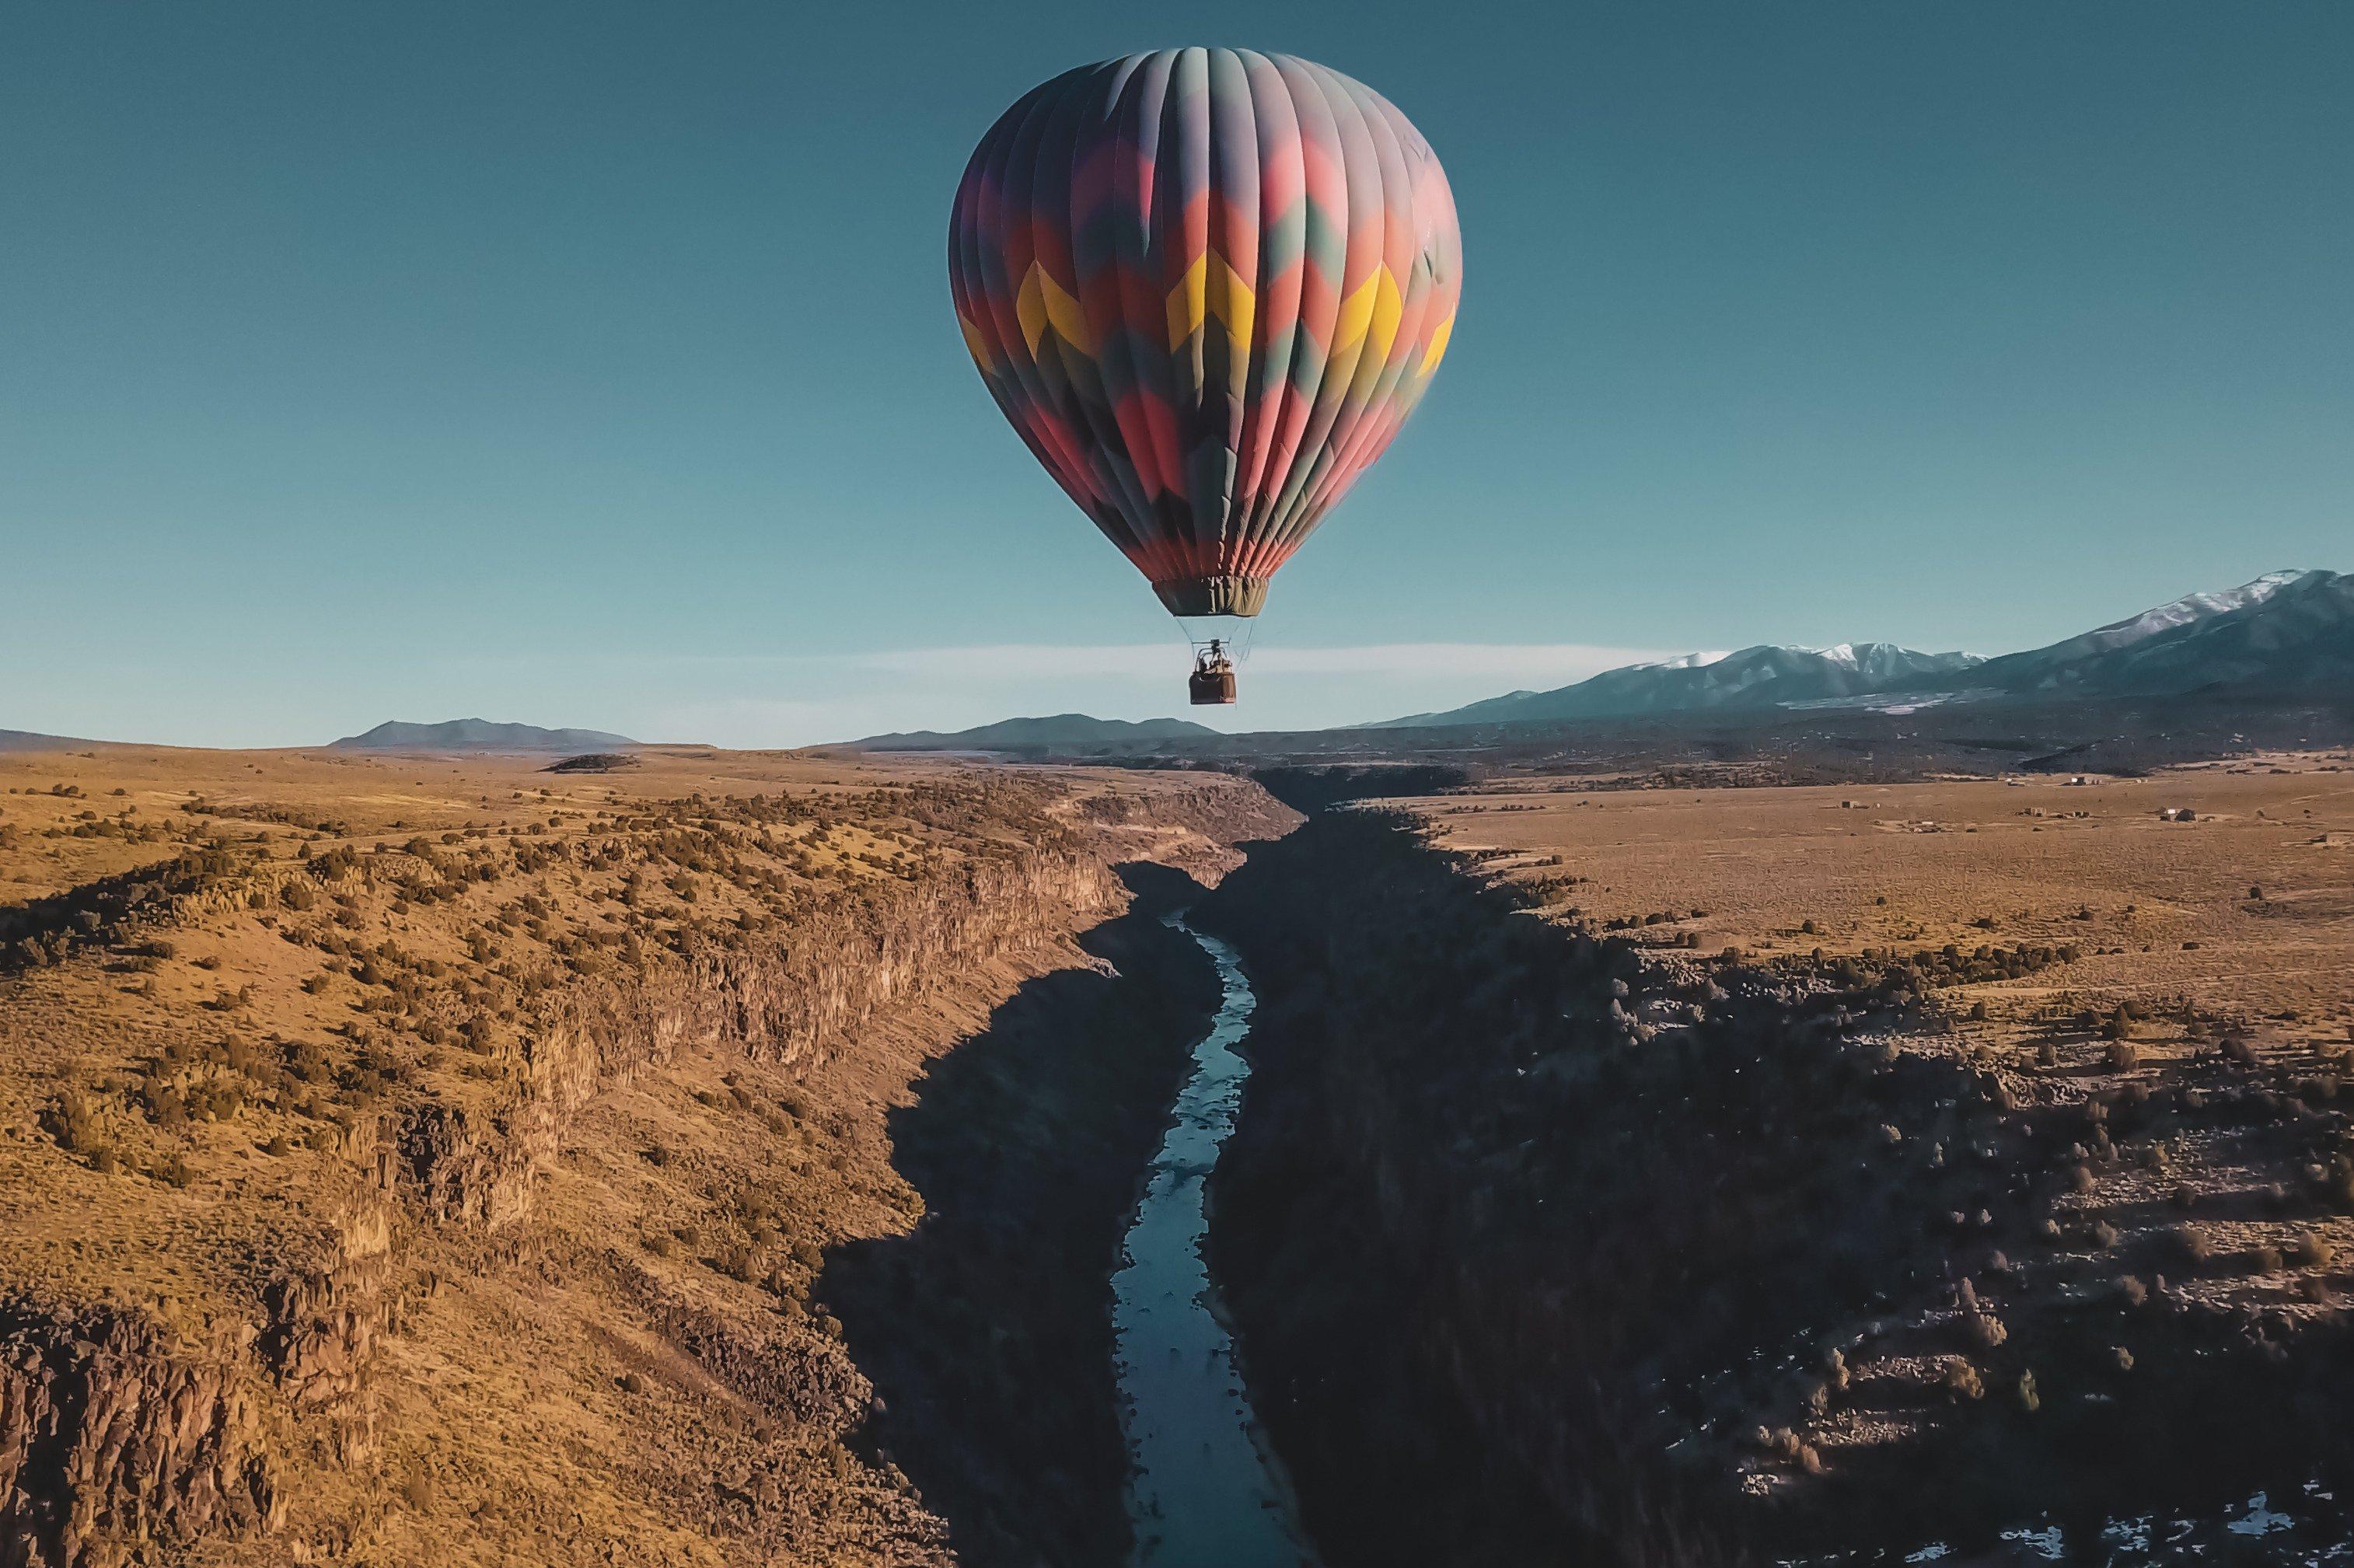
[848,714,1220,753]
[1374,643,1985,728]
[1956,570,2352,699]
[330,719,638,753]
[0,728,92,752]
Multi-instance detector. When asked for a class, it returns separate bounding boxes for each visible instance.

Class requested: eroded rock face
[392,847,1128,1231]
[1067,779,1301,884]
[260,1204,393,1467]
[0,1307,281,1568]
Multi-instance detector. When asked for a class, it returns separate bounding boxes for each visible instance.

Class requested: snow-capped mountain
[1368,570,2348,732]
[1372,642,1984,728]
[1960,569,2351,697]
[1973,571,2305,671]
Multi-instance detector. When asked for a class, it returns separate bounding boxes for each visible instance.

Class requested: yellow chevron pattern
[1018,261,1093,355]
[957,312,994,368]
[1331,265,1407,367]
[1419,310,1455,375]
[1332,268,1380,355]
[1163,250,1256,356]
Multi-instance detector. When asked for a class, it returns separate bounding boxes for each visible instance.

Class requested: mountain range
[835,568,2348,751]
[1951,569,2350,699]
[1372,642,1986,728]
[330,719,639,753]
[1374,568,2349,729]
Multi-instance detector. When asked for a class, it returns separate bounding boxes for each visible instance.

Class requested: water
[1112,914,1314,1568]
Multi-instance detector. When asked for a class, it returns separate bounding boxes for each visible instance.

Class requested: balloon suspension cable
[1173,615,1257,665]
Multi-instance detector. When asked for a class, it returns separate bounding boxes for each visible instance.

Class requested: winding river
[1112,913,1314,1567]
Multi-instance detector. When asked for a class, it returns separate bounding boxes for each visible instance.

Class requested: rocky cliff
[1199,808,2354,1563]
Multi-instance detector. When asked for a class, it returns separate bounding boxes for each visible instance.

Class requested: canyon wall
[1198,808,2354,1564]
[392,845,1126,1230]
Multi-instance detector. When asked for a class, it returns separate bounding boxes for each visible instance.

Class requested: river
[1111,913,1314,1568]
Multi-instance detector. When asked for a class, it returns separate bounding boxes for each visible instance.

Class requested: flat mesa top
[1396,756,2354,1031]
[0,744,1210,908]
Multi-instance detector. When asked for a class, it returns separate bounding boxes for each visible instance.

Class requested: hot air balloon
[948,49,1462,704]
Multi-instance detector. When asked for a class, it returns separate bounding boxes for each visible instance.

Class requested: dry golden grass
[1406,755,2354,1035]
[0,741,1259,1566]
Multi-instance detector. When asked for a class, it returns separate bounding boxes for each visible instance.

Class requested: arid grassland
[1416,756,2354,1029]
[0,742,1292,1568]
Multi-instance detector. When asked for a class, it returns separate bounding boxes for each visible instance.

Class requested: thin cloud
[771,641,1699,683]
[635,641,1699,748]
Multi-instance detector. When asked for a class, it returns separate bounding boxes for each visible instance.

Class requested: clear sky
[4,2,2348,746]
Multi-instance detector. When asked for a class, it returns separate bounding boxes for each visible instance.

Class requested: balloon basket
[1189,667,1237,705]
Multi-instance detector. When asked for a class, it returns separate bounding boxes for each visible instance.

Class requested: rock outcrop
[1,1307,281,1568]
[390,847,1126,1230]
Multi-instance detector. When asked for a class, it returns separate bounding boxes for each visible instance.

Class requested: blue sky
[4,2,2347,746]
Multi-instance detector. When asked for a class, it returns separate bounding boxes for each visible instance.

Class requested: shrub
[2293,1232,2335,1271]
[141,1082,188,1131]
[2175,1224,2213,1266]
[41,1091,98,1154]
[1942,1360,1986,1401]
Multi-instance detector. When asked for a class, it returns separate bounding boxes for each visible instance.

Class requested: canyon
[6,742,2354,1565]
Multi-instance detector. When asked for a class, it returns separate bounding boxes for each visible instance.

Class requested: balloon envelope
[949,49,1462,617]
